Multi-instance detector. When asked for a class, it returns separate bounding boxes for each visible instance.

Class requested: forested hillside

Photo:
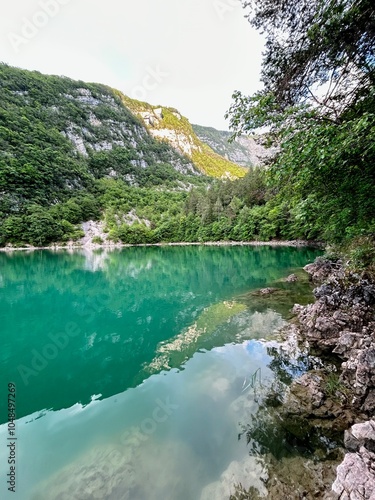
[0,60,287,248]
[225,0,375,267]
[0,64,245,246]
[1,0,374,268]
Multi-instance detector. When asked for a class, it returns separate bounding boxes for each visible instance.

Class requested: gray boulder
[344,420,375,453]
[332,446,375,499]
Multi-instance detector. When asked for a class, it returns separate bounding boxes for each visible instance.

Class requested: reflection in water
[229,333,343,498]
[0,245,322,499]
[240,339,341,458]
[0,245,319,420]
[27,331,275,500]
[145,301,248,373]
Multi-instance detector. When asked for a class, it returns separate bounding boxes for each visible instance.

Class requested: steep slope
[0,64,250,247]
[0,64,201,212]
[0,64,213,246]
[192,124,276,167]
[120,95,247,179]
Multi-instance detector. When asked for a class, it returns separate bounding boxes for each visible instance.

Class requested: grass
[324,372,347,400]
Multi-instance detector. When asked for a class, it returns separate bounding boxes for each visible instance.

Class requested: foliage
[0,63,269,248]
[91,236,103,244]
[0,64,205,246]
[327,235,375,278]
[226,0,375,246]
[324,371,348,400]
[241,0,375,117]
[3,31,374,250]
[83,167,278,246]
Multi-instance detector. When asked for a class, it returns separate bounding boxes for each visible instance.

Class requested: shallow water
[0,245,320,499]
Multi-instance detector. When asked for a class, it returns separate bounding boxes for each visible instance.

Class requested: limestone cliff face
[1,63,248,195]
[57,86,248,179]
[140,108,198,157]
[57,87,199,176]
[121,96,247,179]
[192,124,277,167]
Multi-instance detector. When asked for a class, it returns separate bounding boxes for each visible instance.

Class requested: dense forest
[226,0,375,268]
[0,64,205,246]
[0,0,374,271]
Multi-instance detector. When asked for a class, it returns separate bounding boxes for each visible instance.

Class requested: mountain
[120,96,246,179]
[0,64,199,208]
[0,63,249,247]
[0,64,247,210]
[192,124,275,167]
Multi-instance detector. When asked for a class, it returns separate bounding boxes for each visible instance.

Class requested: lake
[0,245,320,499]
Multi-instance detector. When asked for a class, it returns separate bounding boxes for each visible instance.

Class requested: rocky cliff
[0,63,248,211]
[192,124,277,167]
[120,95,247,179]
[60,86,198,176]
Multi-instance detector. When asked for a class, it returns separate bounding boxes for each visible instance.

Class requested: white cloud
[0,0,264,129]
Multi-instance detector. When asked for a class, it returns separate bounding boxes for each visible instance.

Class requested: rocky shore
[282,258,375,499]
[233,257,375,499]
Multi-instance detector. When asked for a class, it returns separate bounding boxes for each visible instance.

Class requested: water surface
[0,245,320,499]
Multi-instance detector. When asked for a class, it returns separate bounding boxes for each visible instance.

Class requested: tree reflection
[238,341,341,461]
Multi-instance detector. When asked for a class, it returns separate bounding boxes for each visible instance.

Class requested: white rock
[332,447,375,499]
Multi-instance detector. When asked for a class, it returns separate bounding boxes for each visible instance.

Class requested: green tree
[25,205,63,246]
[239,0,374,117]
[226,0,375,243]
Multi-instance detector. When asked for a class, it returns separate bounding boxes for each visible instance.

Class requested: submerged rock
[230,453,342,500]
[201,455,268,500]
[257,287,279,295]
[264,455,341,500]
[285,274,298,282]
[287,371,326,413]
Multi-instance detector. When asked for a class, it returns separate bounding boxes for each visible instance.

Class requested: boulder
[332,447,375,499]
[304,258,343,283]
[288,372,325,413]
[363,391,375,414]
[344,420,375,453]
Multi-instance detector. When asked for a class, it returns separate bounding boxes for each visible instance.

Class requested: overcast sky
[1,0,264,130]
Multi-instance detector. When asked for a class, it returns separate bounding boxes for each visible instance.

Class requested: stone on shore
[286,258,375,498]
[332,447,375,499]
[344,420,375,453]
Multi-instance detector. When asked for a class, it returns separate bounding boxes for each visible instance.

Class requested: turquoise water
[0,245,319,499]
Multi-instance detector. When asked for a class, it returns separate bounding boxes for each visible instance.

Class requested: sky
[1,0,264,130]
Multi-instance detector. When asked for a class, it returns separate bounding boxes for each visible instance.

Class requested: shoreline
[0,239,323,253]
[262,258,375,499]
